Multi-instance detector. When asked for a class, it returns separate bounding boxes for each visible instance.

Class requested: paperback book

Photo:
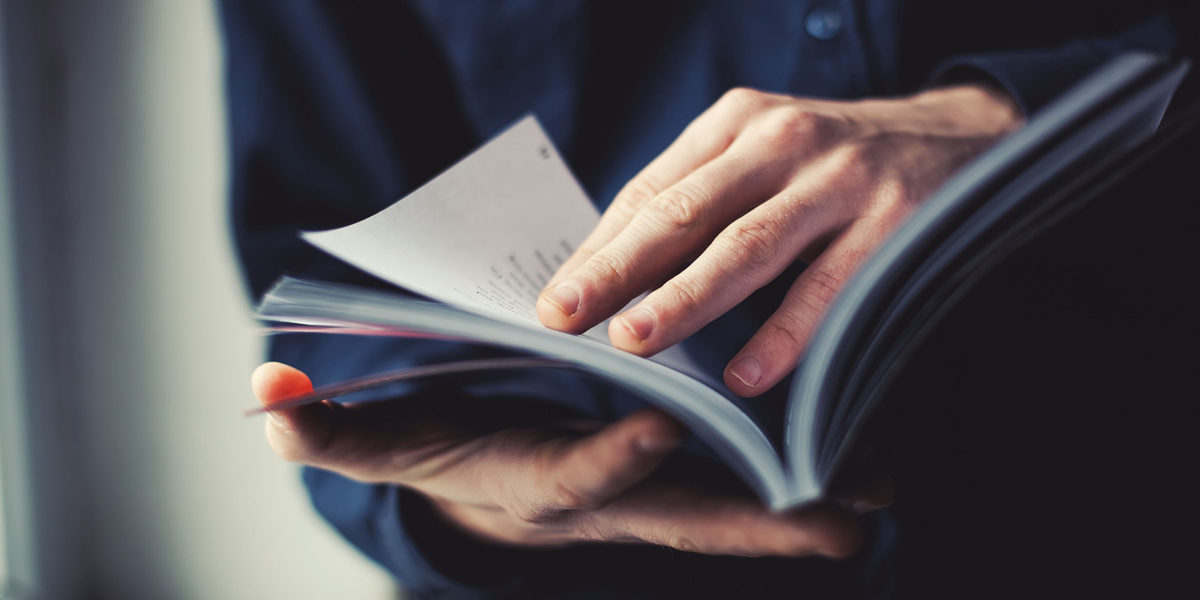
[255,53,1187,510]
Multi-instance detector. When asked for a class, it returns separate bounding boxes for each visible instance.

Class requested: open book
[256,53,1188,510]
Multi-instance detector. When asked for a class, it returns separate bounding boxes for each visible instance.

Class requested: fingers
[543,89,776,292]
[540,100,865,344]
[541,408,687,511]
[252,362,473,484]
[538,90,800,333]
[580,489,865,558]
[538,151,789,333]
[253,362,336,463]
[606,161,856,355]
[253,364,871,558]
[544,132,727,292]
[252,364,687,516]
[724,218,888,396]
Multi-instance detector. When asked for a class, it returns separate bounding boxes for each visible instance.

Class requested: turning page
[302,115,710,381]
[304,116,598,326]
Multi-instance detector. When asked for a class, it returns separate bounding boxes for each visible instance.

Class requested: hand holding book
[254,53,1186,542]
[537,85,1023,397]
[252,362,889,557]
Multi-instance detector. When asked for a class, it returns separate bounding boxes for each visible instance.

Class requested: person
[219,1,1197,597]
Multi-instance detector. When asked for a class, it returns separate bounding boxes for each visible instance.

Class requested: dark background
[884,107,1198,596]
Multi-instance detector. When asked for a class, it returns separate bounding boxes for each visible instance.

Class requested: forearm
[931,6,1198,115]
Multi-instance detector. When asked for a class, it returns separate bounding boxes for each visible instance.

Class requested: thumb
[252,362,336,463]
[541,408,687,512]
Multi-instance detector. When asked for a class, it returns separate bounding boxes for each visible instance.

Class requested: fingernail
[542,284,580,317]
[617,308,655,342]
[728,356,763,388]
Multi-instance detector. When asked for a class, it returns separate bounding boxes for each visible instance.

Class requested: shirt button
[804,5,844,41]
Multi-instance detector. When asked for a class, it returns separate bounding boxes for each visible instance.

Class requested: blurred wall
[2,1,393,597]
[1,1,29,594]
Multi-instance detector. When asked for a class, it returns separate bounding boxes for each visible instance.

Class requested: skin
[254,83,1020,557]
[537,84,1023,396]
[254,361,891,557]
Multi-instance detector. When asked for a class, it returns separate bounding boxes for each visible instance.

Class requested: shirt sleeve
[930,8,1199,115]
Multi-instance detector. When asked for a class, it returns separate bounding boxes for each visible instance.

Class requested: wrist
[911,83,1026,137]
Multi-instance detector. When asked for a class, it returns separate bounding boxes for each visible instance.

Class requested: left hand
[537,84,1023,396]
[252,362,892,557]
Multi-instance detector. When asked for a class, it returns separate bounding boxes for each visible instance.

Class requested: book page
[304,116,710,385]
[286,118,788,502]
[304,116,599,326]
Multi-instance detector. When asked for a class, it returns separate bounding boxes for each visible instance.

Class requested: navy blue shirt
[218,2,1196,597]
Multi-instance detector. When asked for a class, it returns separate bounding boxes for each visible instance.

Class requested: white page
[289,118,784,498]
[304,116,599,326]
[303,115,708,379]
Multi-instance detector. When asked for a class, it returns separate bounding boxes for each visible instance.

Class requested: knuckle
[758,106,839,148]
[768,265,845,352]
[550,478,603,512]
[581,251,630,288]
[798,264,843,309]
[763,266,849,350]
[493,444,568,524]
[646,185,706,230]
[661,276,706,314]
[563,512,621,542]
[719,86,767,111]
[826,142,878,183]
[806,265,842,299]
[868,176,920,219]
[765,315,812,354]
[661,525,702,553]
[829,142,862,169]
[611,176,660,217]
[669,535,701,553]
[719,220,783,268]
[505,498,560,525]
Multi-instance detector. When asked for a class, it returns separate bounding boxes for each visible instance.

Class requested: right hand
[253,361,892,557]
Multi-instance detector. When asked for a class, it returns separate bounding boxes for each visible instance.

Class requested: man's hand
[253,362,891,557]
[537,85,1023,396]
